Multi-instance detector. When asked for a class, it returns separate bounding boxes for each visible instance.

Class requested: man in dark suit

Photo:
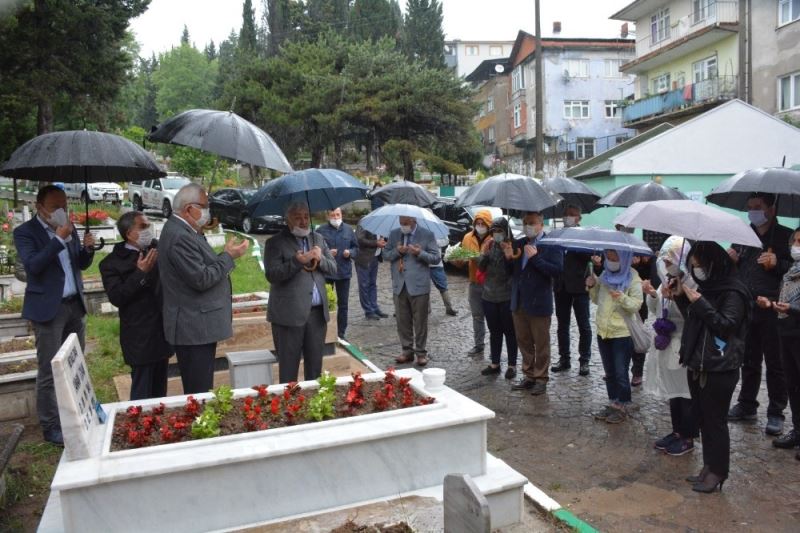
[264,201,336,383]
[14,185,96,445]
[316,207,357,339]
[383,215,440,367]
[158,183,249,395]
[100,211,172,401]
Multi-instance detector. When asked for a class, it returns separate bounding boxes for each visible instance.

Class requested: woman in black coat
[99,212,173,400]
[670,241,751,493]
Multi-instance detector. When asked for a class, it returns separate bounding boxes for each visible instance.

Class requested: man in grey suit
[158,183,249,394]
[264,202,336,383]
[383,215,440,366]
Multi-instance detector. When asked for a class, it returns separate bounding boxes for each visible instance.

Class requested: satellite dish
[494,64,505,73]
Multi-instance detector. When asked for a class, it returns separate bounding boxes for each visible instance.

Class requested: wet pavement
[343,265,800,532]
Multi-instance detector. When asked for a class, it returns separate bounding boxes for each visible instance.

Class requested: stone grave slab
[444,474,491,533]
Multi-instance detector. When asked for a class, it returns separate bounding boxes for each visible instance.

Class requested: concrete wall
[446,40,514,79]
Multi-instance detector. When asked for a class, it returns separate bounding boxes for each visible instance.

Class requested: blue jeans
[356,260,379,315]
[327,278,350,338]
[555,291,592,364]
[430,266,448,291]
[597,336,633,403]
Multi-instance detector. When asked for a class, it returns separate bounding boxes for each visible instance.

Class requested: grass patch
[231,252,268,293]
[82,251,109,279]
[85,315,127,404]
[0,296,23,314]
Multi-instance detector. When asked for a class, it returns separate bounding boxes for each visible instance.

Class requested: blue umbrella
[247,168,369,216]
[358,204,449,239]
[538,226,653,256]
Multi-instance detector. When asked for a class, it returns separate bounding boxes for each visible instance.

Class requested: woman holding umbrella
[670,242,751,493]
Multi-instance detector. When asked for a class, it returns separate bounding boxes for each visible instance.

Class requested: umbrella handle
[202,217,220,232]
[303,258,319,272]
[511,248,522,260]
[91,237,105,251]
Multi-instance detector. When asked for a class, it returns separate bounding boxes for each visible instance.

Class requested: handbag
[622,310,651,353]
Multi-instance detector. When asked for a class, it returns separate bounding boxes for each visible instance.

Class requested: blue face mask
[748,209,768,227]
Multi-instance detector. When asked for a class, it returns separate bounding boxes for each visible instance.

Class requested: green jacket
[589,272,643,339]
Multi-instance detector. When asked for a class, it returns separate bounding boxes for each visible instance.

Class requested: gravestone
[51,333,106,460]
[226,349,277,388]
[443,473,491,533]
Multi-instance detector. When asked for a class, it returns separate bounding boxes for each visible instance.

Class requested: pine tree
[181,24,191,46]
[403,0,445,69]
[350,0,399,43]
[239,0,258,53]
[205,41,218,61]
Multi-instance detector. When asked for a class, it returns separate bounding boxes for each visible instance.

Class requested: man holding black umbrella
[14,185,96,445]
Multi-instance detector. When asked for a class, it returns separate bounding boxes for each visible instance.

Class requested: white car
[128,175,192,218]
[62,182,124,203]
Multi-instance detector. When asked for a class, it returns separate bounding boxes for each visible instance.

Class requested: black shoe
[445,308,458,316]
[365,313,380,320]
[530,382,547,396]
[551,361,571,373]
[481,365,501,376]
[578,363,590,376]
[766,416,785,436]
[692,472,726,493]
[43,428,64,447]
[512,378,536,390]
[773,429,798,448]
[466,346,485,357]
[375,310,389,318]
[686,465,710,483]
[727,403,757,421]
[504,367,517,380]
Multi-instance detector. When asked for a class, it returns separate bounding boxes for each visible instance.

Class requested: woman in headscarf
[760,228,800,459]
[671,241,750,493]
[643,236,698,456]
[586,248,643,424]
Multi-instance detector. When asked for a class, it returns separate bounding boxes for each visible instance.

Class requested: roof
[464,58,512,83]
[508,30,634,66]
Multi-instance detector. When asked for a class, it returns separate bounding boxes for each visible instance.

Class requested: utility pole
[534,0,544,176]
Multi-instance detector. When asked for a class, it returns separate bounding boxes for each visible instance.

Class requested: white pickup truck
[128,174,191,218]
[62,182,124,203]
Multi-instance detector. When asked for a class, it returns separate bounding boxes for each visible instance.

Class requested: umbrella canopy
[370,180,438,207]
[613,200,762,248]
[358,203,448,240]
[597,181,688,207]
[247,168,368,217]
[541,176,601,215]
[538,226,654,256]
[706,167,800,217]
[455,173,562,215]
[0,130,165,182]
[148,109,292,173]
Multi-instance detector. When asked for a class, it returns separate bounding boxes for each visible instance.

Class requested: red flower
[152,403,166,415]
[270,395,281,416]
[126,405,142,419]
[184,396,201,416]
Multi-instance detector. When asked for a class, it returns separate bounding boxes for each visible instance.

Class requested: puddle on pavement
[564,482,683,517]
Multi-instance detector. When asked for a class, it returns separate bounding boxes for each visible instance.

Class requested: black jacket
[99,242,173,366]
[554,251,591,295]
[676,279,751,373]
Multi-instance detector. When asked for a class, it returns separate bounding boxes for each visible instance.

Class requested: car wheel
[162,199,172,218]
[241,216,252,234]
[133,195,143,211]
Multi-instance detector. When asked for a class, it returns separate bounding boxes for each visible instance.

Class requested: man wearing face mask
[99,211,172,400]
[726,193,792,436]
[264,201,337,382]
[510,212,563,395]
[159,184,250,394]
[457,209,493,356]
[384,215,441,366]
[316,208,357,339]
[552,205,594,376]
[14,185,96,445]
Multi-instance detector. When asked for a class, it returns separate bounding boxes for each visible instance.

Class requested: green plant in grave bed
[306,371,337,422]
[191,405,221,439]
[209,384,234,415]
[326,283,337,311]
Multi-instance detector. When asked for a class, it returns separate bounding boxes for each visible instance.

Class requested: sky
[129,0,636,57]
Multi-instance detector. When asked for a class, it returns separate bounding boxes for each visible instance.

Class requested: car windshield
[162,178,190,189]
[241,190,257,201]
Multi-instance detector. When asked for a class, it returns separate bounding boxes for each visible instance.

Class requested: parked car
[128,174,191,218]
[431,198,522,247]
[62,182,123,203]
[209,188,286,234]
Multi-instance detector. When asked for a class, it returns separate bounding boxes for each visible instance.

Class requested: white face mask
[474,225,487,236]
[492,232,505,243]
[196,207,211,227]
[523,225,540,239]
[400,224,412,235]
[791,246,800,261]
[329,218,342,228]
[291,226,310,238]
[665,263,681,276]
[693,266,708,281]
[135,227,155,249]
[748,209,768,227]
[605,260,620,272]
[563,216,578,227]
[47,207,68,228]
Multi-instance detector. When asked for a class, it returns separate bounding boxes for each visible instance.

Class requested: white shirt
[37,215,77,298]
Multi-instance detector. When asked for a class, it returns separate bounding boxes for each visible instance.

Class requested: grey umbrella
[597,181,688,207]
[541,176,601,215]
[148,109,293,174]
[706,167,800,217]
[455,173,562,216]
[370,180,438,207]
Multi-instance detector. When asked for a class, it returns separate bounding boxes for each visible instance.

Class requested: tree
[205,40,218,61]
[350,0,400,43]
[152,43,218,119]
[239,0,258,53]
[180,24,191,46]
[403,0,445,69]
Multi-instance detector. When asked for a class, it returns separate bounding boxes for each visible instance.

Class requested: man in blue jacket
[317,207,357,339]
[14,185,96,445]
[510,212,563,395]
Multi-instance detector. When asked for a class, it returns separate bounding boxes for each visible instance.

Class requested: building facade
[445,40,515,79]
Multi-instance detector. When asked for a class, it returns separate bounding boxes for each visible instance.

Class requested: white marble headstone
[443,474,491,533]
[52,333,106,460]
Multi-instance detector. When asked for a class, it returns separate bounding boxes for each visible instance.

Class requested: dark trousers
[272,306,326,383]
[130,359,169,401]
[356,260,379,315]
[327,278,350,338]
[482,299,517,366]
[737,316,787,417]
[780,335,800,430]
[597,336,633,403]
[394,287,430,358]
[670,397,698,438]
[32,299,86,432]
[689,369,739,478]
[631,352,646,378]
[554,291,591,364]
[175,343,217,395]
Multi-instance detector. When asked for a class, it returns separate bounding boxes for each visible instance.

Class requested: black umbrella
[541,176,601,215]
[1,130,166,249]
[370,180,438,207]
[148,109,293,174]
[597,181,688,207]
[455,173,562,216]
[706,167,800,216]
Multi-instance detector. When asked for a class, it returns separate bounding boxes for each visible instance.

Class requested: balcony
[622,75,737,127]
[622,1,739,74]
